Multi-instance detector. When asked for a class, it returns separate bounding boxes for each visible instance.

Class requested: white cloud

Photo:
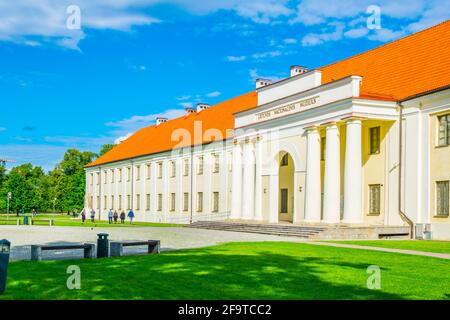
[227,55,247,62]
[249,68,284,83]
[368,28,406,42]
[206,91,221,98]
[283,38,297,44]
[114,133,133,145]
[344,27,369,39]
[176,95,191,101]
[178,102,193,108]
[301,22,345,46]
[252,50,282,59]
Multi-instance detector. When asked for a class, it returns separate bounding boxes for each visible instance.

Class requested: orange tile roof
[87,20,450,168]
[320,20,450,101]
[86,91,258,167]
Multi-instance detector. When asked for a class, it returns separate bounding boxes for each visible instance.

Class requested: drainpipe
[398,103,414,239]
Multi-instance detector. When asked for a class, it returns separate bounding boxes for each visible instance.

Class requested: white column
[231,141,243,219]
[343,119,363,224]
[304,127,322,222]
[254,137,263,221]
[322,123,341,223]
[242,140,255,220]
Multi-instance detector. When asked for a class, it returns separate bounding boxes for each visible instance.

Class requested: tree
[99,144,115,157]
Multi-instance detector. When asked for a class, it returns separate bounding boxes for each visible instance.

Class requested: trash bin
[23,216,28,225]
[0,239,11,294]
[97,233,109,258]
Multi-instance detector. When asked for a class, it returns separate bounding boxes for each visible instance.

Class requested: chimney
[290,65,308,77]
[196,103,210,113]
[256,78,272,89]
[156,117,168,125]
[185,107,196,114]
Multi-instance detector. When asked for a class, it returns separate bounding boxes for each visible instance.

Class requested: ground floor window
[127,195,131,210]
[436,181,449,216]
[369,184,381,215]
[118,195,122,210]
[111,195,114,210]
[103,196,107,210]
[280,188,288,213]
[183,193,189,212]
[157,194,162,211]
[212,192,219,212]
[197,192,203,212]
[97,196,100,210]
[136,194,140,211]
[146,194,150,210]
[170,193,176,212]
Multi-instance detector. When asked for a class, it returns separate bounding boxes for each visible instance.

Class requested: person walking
[31,209,37,217]
[81,209,86,223]
[90,208,95,223]
[108,209,113,224]
[127,209,135,224]
[113,210,118,224]
[120,210,126,224]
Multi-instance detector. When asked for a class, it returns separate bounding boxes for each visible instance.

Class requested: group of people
[79,208,135,224]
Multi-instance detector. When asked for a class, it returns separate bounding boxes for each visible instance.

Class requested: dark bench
[31,243,95,260]
[30,219,53,226]
[110,240,160,257]
[378,233,410,239]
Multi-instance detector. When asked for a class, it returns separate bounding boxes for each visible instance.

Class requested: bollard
[0,239,11,294]
[97,233,109,258]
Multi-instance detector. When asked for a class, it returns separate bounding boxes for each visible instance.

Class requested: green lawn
[1,242,449,300]
[0,214,182,228]
[321,240,450,254]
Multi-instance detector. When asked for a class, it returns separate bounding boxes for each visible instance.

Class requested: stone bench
[31,243,95,261]
[0,219,20,226]
[30,219,53,226]
[110,240,160,257]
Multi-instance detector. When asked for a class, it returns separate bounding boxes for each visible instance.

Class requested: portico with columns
[231,69,399,226]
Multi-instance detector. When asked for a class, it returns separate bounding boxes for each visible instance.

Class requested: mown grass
[321,240,450,254]
[1,242,449,300]
[0,214,182,228]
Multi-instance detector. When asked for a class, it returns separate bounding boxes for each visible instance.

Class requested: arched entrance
[278,152,295,223]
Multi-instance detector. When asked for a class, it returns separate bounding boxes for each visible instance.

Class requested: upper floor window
[90,173,94,186]
[436,181,449,216]
[438,114,450,146]
[197,156,204,175]
[127,167,131,182]
[213,154,220,173]
[136,165,141,181]
[157,162,163,179]
[369,126,381,154]
[183,159,189,176]
[170,161,176,178]
[118,168,122,183]
[228,152,233,172]
[111,169,115,183]
[96,172,100,185]
[146,164,151,180]
[104,170,107,184]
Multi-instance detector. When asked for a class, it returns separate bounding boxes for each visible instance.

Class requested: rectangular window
[228,152,233,172]
[197,156,204,175]
[90,173,94,185]
[321,137,326,161]
[280,154,289,166]
[369,184,381,215]
[127,195,131,210]
[104,170,107,184]
[184,159,189,176]
[197,192,203,212]
[280,189,288,213]
[111,195,114,210]
[136,194,140,211]
[127,167,131,182]
[118,195,122,210]
[183,193,189,212]
[146,194,151,211]
[111,169,115,183]
[118,169,122,183]
[170,161,176,178]
[103,196,107,210]
[170,193,176,211]
[213,154,220,173]
[369,127,381,154]
[438,114,450,146]
[212,192,219,212]
[157,162,163,179]
[157,194,163,211]
[97,196,100,209]
[136,166,141,181]
[436,181,449,216]
[146,164,151,179]
[96,172,100,185]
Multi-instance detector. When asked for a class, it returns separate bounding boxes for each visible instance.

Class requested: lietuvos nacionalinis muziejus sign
[255,95,320,122]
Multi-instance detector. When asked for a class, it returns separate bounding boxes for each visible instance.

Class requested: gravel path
[0,225,306,261]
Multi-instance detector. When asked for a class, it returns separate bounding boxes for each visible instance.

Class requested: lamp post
[6,193,11,221]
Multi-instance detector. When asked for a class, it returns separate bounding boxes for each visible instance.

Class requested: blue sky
[0,0,449,171]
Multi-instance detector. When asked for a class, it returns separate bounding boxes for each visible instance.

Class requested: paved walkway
[311,241,450,260]
[0,225,306,261]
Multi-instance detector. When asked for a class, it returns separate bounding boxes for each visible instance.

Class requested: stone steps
[187,221,326,239]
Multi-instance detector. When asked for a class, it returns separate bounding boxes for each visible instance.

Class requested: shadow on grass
[3,241,433,300]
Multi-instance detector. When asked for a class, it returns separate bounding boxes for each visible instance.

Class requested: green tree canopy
[99,144,115,157]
